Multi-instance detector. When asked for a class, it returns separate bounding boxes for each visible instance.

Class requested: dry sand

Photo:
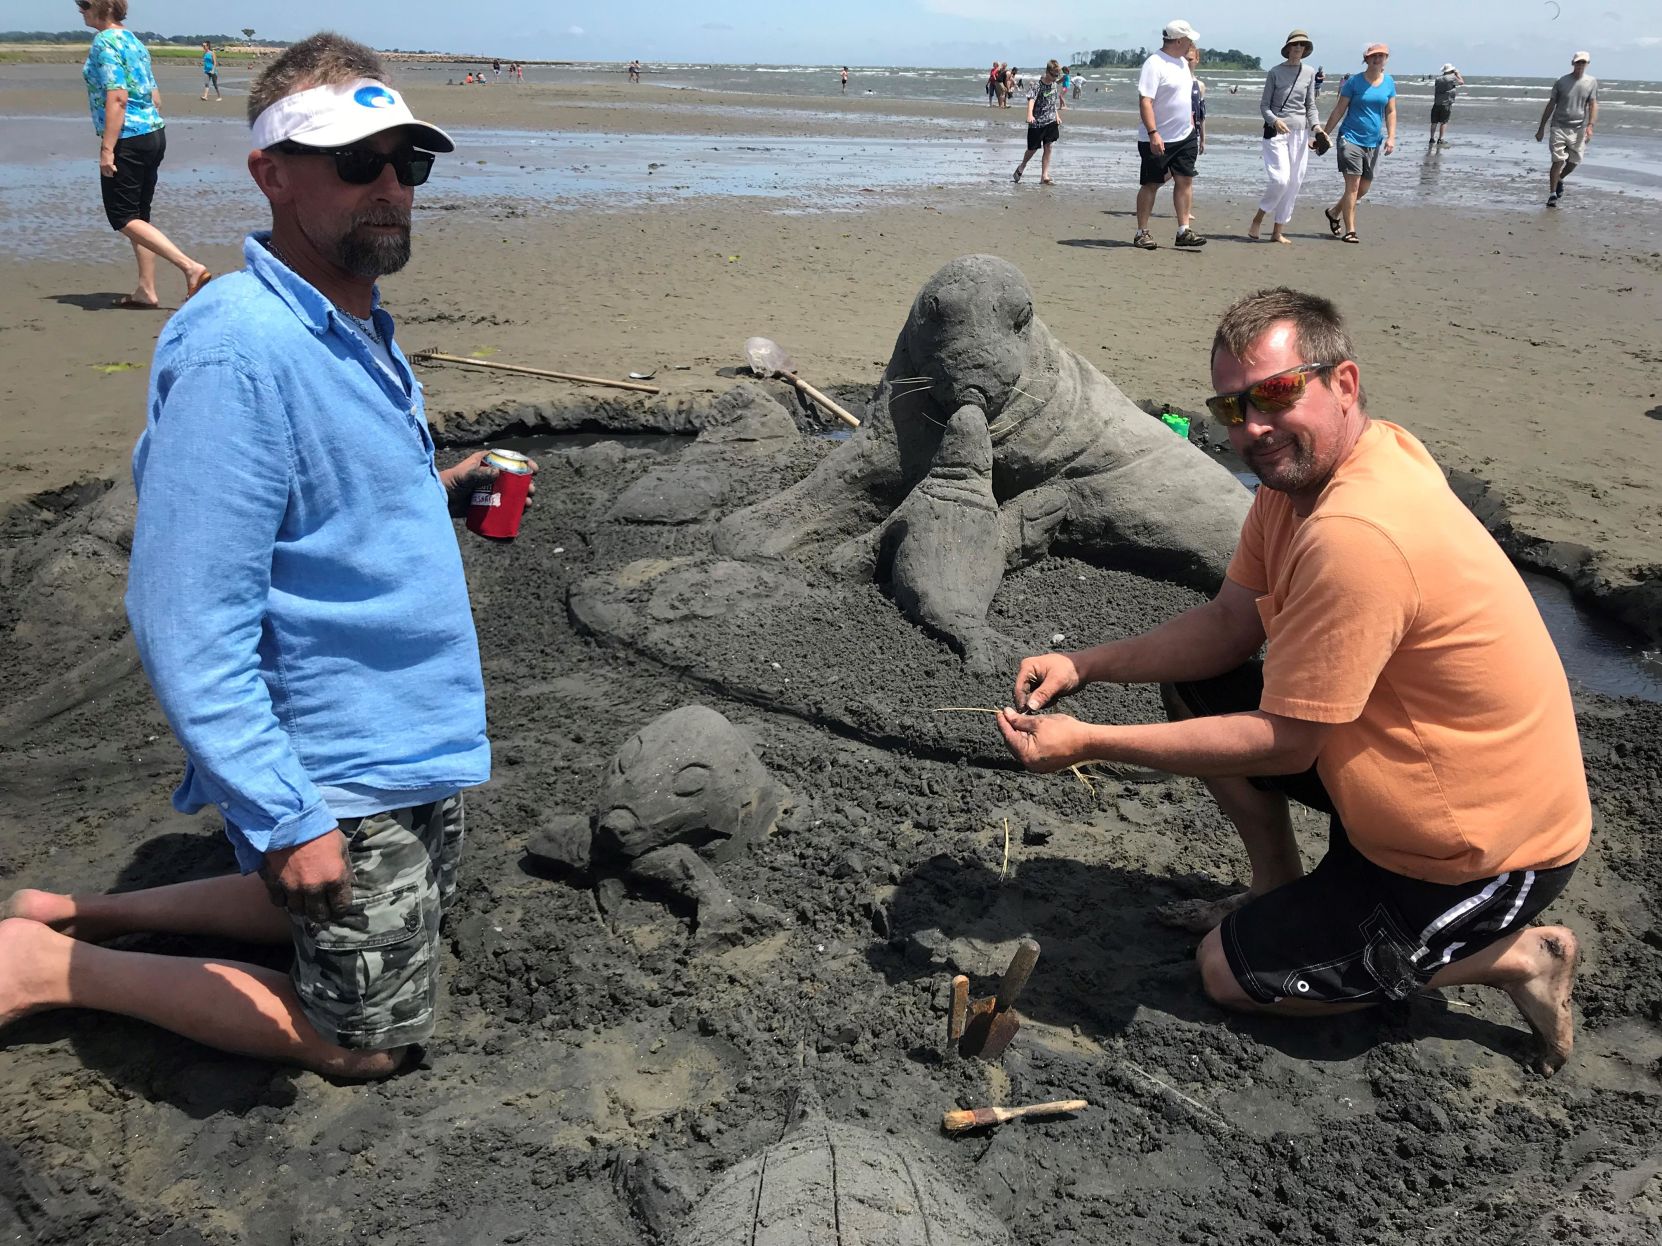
[2,69,1661,1245]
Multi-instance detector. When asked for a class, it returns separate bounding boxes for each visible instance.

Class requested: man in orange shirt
[997,288,1589,1074]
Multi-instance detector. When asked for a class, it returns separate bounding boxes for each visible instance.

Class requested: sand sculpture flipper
[715,255,1250,657]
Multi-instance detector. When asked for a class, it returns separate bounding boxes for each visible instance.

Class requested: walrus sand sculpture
[716,254,1250,661]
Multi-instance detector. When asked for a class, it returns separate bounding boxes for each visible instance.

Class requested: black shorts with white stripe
[1168,663,1579,1006]
[1220,819,1576,1005]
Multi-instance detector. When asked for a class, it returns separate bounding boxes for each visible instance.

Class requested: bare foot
[1272,234,1293,246]
[1505,926,1578,1075]
[1156,890,1251,934]
[1,889,110,942]
[2,888,77,930]
[0,917,63,1029]
[1247,209,1264,240]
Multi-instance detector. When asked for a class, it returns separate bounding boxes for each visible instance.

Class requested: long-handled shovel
[743,337,860,427]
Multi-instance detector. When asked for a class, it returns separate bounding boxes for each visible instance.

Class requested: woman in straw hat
[1249,29,1325,244]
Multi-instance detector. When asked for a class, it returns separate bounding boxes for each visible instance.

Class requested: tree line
[0,30,256,45]
[1080,47,1262,70]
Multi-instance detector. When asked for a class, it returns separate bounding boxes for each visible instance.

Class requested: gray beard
[338,226,411,278]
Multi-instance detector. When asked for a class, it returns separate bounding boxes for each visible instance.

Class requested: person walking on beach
[1537,51,1597,206]
[1013,59,1065,185]
[987,62,999,106]
[841,66,849,94]
[1187,45,1207,161]
[1249,29,1323,245]
[1320,43,1396,244]
[628,59,642,84]
[0,32,537,1080]
[1313,65,1324,96]
[200,41,221,101]
[1429,63,1464,145]
[1132,20,1206,250]
[78,1,211,310]
[998,287,1589,1077]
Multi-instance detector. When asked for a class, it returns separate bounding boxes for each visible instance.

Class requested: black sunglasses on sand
[269,142,436,187]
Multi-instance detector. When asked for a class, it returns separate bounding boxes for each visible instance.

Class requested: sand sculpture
[715,254,1250,667]
[526,705,791,945]
[615,1088,1014,1245]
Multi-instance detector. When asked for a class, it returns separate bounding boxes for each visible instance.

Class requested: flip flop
[1342,231,1360,244]
[1324,207,1342,237]
[112,296,163,310]
[185,270,214,301]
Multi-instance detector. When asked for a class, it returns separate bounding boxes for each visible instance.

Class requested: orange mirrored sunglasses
[1205,362,1336,427]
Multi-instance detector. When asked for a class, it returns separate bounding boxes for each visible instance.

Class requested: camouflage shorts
[289,794,465,1051]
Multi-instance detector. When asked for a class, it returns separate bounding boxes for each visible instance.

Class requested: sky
[10,0,1662,77]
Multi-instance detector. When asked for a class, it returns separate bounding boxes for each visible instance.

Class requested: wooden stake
[947,975,970,1045]
[410,349,662,394]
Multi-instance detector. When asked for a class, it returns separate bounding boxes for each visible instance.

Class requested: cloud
[566,25,585,36]
[1637,34,1662,46]
[703,21,734,30]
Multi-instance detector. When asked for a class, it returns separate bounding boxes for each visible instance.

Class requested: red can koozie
[465,449,533,541]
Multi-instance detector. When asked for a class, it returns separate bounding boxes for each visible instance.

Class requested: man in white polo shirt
[1134,20,1206,250]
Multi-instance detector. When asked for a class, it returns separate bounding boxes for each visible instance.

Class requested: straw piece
[1000,817,1011,880]
[1121,1061,1230,1131]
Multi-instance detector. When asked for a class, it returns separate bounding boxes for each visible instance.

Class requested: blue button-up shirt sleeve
[127,349,338,866]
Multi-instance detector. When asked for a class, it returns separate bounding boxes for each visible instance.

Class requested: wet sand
[2,69,1659,631]
[2,64,1661,1246]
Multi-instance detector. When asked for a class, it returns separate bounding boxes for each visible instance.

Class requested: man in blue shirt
[0,34,530,1078]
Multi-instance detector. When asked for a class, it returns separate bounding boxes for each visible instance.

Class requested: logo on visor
[354,85,397,109]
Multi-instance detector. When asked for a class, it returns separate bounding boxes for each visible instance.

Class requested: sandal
[112,296,163,311]
[1325,206,1342,237]
[1341,231,1360,244]
[185,270,214,301]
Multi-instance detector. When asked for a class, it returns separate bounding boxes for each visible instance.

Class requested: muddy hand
[997,707,1088,773]
[441,451,540,506]
[1014,651,1081,712]
[260,829,357,926]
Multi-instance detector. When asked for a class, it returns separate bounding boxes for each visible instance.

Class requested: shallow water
[2,86,1655,260]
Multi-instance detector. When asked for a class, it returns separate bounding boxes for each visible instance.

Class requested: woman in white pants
[1250,30,1326,244]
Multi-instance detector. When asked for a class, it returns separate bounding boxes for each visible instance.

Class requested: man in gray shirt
[1429,63,1464,145]
[1536,50,1598,205]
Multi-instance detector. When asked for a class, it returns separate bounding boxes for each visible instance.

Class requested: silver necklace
[265,240,380,344]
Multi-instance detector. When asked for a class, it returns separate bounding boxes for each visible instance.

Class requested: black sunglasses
[76,1,91,9]
[1204,362,1337,427]
[270,142,436,187]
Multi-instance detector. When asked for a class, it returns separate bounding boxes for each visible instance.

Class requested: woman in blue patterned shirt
[79,0,210,309]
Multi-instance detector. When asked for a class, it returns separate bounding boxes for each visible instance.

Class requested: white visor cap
[251,79,454,153]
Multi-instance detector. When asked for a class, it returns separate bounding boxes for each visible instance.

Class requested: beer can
[465,448,533,541]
